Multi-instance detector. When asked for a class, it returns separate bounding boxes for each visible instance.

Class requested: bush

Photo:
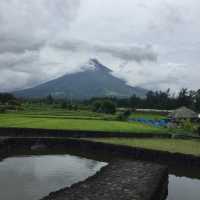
[61,102,67,109]
[0,106,6,113]
[117,110,131,121]
[92,100,116,114]
[73,105,78,111]
[181,119,195,132]
[101,100,116,114]
[92,101,102,112]
[198,127,200,136]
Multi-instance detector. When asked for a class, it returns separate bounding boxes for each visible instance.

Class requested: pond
[0,155,107,200]
[167,174,200,200]
[0,151,200,200]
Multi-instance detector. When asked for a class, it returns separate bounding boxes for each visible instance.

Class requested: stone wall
[0,127,171,138]
[41,160,168,200]
[1,137,200,167]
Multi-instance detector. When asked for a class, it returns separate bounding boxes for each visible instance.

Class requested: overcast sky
[0,0,200,92]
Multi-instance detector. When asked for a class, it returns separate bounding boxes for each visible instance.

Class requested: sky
[0,0,200,92]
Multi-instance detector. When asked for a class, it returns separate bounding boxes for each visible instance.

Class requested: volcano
[14,59,147,99]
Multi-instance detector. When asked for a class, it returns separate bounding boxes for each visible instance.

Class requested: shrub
[73,105,78,111]
[92,100,116,114]
[198,126,200,136]
[117,110,131,121]
[61,102,67,109]
[0,106,6,113]
[181,119,195,132]
[92,101,102,112]
[101,100,116,114]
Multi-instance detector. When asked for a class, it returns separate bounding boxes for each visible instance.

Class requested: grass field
[1,103,199,156]
[0,113,167,133]
[0,103,170,133]
[17,103,116,120]
[89,138,200,156]
[130,112,167,120]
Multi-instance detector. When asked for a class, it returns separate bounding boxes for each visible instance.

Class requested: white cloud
[0,0,200,92]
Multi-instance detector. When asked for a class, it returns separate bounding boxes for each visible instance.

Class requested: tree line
[86,88,200,112]
[0,88,200,113]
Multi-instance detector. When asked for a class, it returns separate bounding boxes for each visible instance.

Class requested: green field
[130,112,167,120]
[1,103,200,156]
[0,113,167,133]
[0,103,170,133]
[89,138,200,156]
[15,103,116,120]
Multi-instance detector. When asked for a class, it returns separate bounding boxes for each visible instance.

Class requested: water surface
[167,174,200,200]
[0,155,107,200]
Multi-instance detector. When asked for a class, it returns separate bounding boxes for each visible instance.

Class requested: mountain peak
[88,58,100,66]
[85,58,112,72]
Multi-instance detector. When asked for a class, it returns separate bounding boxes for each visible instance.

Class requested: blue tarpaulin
[128,118,169,127]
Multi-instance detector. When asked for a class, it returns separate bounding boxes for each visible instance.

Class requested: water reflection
[0,155,107,200]
[167,175,200,200]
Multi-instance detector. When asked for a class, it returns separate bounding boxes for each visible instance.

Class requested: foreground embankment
[0,137,169,200]
[41,160,168,200]
[0,127,171,138]
[1,136,200,167]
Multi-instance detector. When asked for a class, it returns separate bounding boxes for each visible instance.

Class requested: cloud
[0,0,80,51]
[0,51,39,70]
[0,0,81,91]
[52,39,158,63]
[113,61,200,92]
[0,0,200,92]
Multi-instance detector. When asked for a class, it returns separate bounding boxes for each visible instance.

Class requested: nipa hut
[169,106,198,121]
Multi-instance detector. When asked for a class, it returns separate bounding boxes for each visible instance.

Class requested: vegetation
[0,90,199,135]
[117,110,131,121]
[0,92,199,157]
[0,113,167,133]
[86,88,200,112]
[89,138,200,156]
[92,100,116,114]
[0,93,21,112]
[130,112,166,120]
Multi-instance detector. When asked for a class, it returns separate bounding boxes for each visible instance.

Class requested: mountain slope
[14,59,147,99]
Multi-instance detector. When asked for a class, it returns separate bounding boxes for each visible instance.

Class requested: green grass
[0,113,167,133]
[130,112,167,120]
[0,103,168,133]
[5,103,116,120]
[89,138,200,156]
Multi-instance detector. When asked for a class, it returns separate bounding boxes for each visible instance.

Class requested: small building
[169,106,198,121]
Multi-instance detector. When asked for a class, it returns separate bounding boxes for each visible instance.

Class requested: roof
[169,106,198,119]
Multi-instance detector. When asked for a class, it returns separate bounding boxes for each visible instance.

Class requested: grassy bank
[0,113,167,133]
[89,138,200,156]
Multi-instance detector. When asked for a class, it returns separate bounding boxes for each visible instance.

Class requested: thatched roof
[169,106,198,119]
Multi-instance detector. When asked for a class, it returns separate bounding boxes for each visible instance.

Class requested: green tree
[101,100,116,114]
[92,101,102,112]
[92,100,116,114]
[61,102,67,109]
[194,90,200,112]
[117,110,131,121]
[177,88,193,108]
[46,94,54,104]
